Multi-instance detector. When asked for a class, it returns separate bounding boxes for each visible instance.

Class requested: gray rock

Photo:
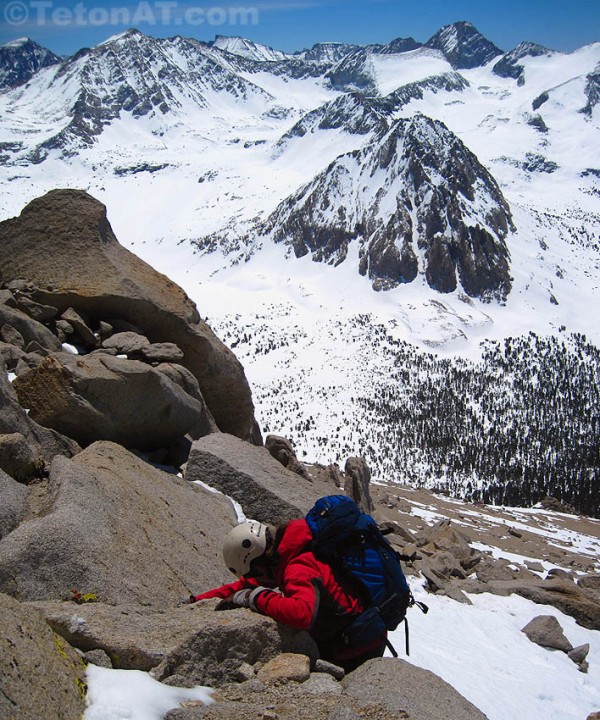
[33,599,316,687]
[0,357,81,470]
[0,442,237,605]
[13,352,213,451]
[84,648,113,668]
[0,190,256,440]
[344,457,373,513]
[141,342,185,363]
[15,294,58,323]
[265,434,311,479]
[0,303,62,353]
[101,330,150,355]
[525,561,545,573]
[0,339,26,370]
[0,288,17,307]
[301,672,343,694]
[1,322,25,348]
[0,431,42,480]
[342,657,488,720]
[460,577,600,630]
[417,519,478,570]
[422,551,467,591]
[314,659,345,680]
[521,615,573,652]
[568,643,590,664]
[327,708,360,720]
[185,433,337,525]
[60,307,98,350]
[156,362,206,402]
[0,469,27,538]
[0,592,86,720]
[578,575,600,591]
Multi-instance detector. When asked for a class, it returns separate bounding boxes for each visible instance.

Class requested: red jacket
[195,519,385,662]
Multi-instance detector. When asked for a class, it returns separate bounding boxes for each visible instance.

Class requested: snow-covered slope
[0,23,598,513]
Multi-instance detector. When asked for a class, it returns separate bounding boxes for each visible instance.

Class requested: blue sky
[1,0,599,56]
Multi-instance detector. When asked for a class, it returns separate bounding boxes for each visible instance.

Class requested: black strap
[386,637,399,658]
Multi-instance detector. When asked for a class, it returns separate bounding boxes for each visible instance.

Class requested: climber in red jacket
[191,518,387,672]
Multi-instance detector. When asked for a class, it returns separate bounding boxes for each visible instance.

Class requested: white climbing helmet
[222,521,269,577]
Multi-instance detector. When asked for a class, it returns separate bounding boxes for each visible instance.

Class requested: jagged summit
[0,37,61,90]
[258,113,514,300]
[425,20,503,68]
[296,41,362,63]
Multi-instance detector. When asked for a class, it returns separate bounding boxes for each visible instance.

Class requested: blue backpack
[305,495,427,655]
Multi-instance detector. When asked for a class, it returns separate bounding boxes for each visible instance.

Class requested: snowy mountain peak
[252,113,514,299]
[0,37,61,90]
[1,37,30,48]
[9,30,275,162]
[425,20,503,69]
[212,35,288,62]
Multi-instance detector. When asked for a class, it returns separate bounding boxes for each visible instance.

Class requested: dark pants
[319,634,387,674]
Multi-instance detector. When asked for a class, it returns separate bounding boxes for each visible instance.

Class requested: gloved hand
[215,587,268,611]
[177,595,196,607]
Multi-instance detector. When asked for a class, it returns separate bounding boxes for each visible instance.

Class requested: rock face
[185,433,338,525]
[425,21,502,69]
[0,592,86,720]
[13,352,213,451]
[0,189,256,440]
[259,114,513,300]
[0,442,236,605]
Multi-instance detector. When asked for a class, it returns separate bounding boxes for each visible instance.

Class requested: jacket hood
[276,519,313,568]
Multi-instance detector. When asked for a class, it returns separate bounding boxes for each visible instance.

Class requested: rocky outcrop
[185,433,338,525]
[0,442,236,605]
[0,592,86,720]
[522,615,590,672]
[13,352,213,451]
[582,63,600,116]
[265,433,311,479]
[344,456,374,513]
[31,599,318,687]
[0,190,256,440]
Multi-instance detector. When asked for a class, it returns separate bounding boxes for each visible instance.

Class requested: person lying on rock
[188,519,387,673]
